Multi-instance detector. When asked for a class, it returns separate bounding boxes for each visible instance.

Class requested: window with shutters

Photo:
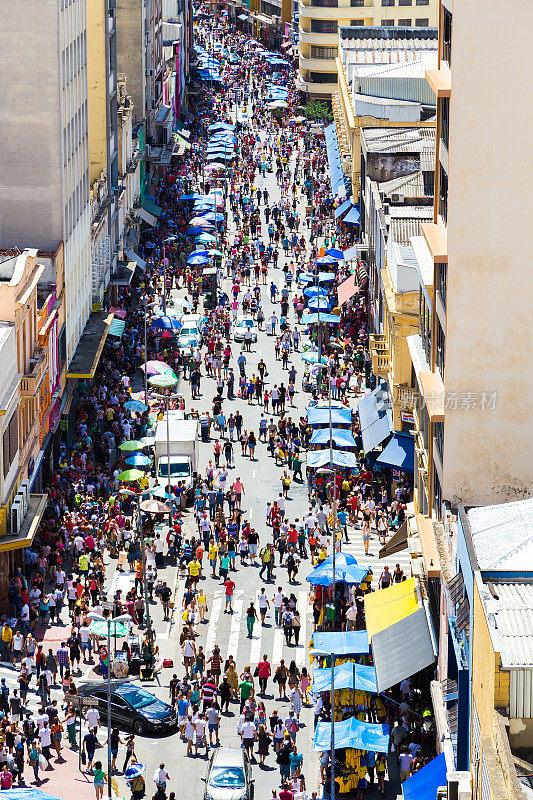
[3,413,18,478]
[415,16,429,24]
[398,18,411,25]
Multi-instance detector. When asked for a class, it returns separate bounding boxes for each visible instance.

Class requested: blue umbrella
[301,351,328,365]
[317,255,337,265]
[125,763,147,780]
[188,217,216,228]
[150,485,174,499]
[185,226,209,236]
[318,272,336,282]
[187,253,211,265]
[208,122,235,132]
[180,193,204,201]
[198,212,225,223]
[304,286,329,298]
[151,316,182,331]
[196,233,217,243]
[124,400,149,413]
[125,453,152,467]
[326,248,344,260]
[309,297,332,311]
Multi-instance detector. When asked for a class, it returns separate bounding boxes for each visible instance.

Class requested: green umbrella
[118,440,146,452]
[148,374,178,389]
[89,620,129,637]
[117,469,145,482]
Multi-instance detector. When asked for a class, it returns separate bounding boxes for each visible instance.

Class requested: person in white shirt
[185,715,195,755]
[194,715,208,756]
[36,711,49,730]
[240,719,256,757]
[273,588,284,627]
[258,589,270,624]
[85,706,100,729]
[12,633,24,662]
[153,764,169,789]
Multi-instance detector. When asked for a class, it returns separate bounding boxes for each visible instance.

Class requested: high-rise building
[0,0,92,362]
[298,0,438,98]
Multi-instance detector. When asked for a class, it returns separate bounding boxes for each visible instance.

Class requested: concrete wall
[0,0,63,248]
[87,0,108,184]
[442,0,533,507]
[116,0,145,126]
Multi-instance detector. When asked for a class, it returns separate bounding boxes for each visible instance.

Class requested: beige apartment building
[298,0,438,97]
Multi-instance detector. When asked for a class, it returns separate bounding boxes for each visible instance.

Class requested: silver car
[202,747,254,800]
[233,315,258,343]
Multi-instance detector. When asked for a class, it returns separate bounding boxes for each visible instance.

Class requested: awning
[281,41,292,49]
[334,198,352,219]
[310,428,356,447]
[155,104,171,124]
[108,318,126,338]
[125,248,146,271]
[376,432,415,473]
[110,263,135,286]
[337,273,358,306]
[307,449,357,469]
[343,206,360,225]
[312,662,377,694]
[403,754,447,800]
[307,560,369,586]
[357,382,392,454]
[0,494,47,552]
[324,123,347,197]
[307,406,352,426]
[302,313,341,325]
[138,207,158,227]
[313,717,389,753]
[378,519,409,559]
[67,313,114,379]
[364,578,437,692]
[343,245,359,260]
[313,631,369,656]
[238,13,248,19]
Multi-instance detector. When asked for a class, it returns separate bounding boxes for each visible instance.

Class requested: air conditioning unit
[145,144,152,156]
[447,772,472,800]
[390,193,404,203]
[11,500,23,536]
[146,68,155,77]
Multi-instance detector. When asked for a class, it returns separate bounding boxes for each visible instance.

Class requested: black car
[78,681,177,735]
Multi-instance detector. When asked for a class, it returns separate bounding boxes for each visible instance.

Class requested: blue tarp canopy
[306,560,369,586]
[376,432,415,473]
[302,313,341,325]
[343,206,361,225]
[0,791,66,800]
[357,382,393,454]
[307,449,357,469]
[310,428,357,447]
[308,297,331,311]
[313,631,369,655]
[307,406,352,426]
[304,286,329,298]
[324,123,347,196]
[313,717,389,753]
[334,199,352,219]
[403,754,447,800]
[318,272,336,282]
[312,662,378,694]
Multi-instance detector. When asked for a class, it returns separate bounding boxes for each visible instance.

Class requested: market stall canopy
[402,754,447,800]
[313,717,389,753]
[364,578,437,692]
[307,449,357,469]
[302,313,341,325]
[342,206,361,225]
[89,620,129,637]
[304,286,329,298]
[312,631,369,655]
[312,662,378,694]
[337,273,358,306]
[307,406,352,426]
[334,199,352,220]
[357,382,393,454]
[310,428,357,447]
[306,559,369,586]
[308,297,331,311]
[375,432,415,473]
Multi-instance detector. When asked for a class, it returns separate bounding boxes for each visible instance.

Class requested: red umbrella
[160,330,173,339]
[140,499,171,515]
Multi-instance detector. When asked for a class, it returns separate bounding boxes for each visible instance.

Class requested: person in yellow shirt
[208,542,218,578]
[0,623,12,662]
[139,475,149,491]
[187,558,201,588]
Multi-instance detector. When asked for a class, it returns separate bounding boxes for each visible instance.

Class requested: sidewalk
[25,744,94,800]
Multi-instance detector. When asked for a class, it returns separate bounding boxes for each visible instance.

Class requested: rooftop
[347,50,437,71]
[340,26,438,44]
[362,126,435,156]
[481,582,533,668]
[466,497,533,572]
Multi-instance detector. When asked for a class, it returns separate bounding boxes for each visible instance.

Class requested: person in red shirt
[224,579,235,613]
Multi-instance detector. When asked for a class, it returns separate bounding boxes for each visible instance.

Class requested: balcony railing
[369,334,390,375]
[20,347,48,397]
[395,385,416,410]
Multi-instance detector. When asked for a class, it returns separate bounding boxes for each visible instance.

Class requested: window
[439,164,448,223]
[443,7,452,65]
[415,17,428,25]
[419,288,432,364]
[441,96,449,150]
[381,0,394,5]
[434,421,444,463]
[350,0,364,5]
[350,18,364,24]
[433,466,442,518]
[398,18,411,25]
[310,18,338,32]
[381,17,394,24]
[435,319,446,379]
[436,261,447,310]
[416,0,429,4]
[311,0,338,6]
[3,413,18,478]
[309,72,338,83]
[311,45,338,59]
[399,0,412,4]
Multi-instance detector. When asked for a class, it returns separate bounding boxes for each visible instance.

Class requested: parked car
[233,315,258,343]
[202,747,254,800]
[78,682,177,735]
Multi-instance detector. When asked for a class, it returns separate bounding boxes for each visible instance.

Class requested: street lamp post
[87,612,131,800]
[119,490,155,650]
[163,236,178,315]
[141,299,157,405]
[311,648,336,800]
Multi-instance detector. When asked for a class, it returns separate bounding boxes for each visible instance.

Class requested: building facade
[0,0,92,363]
[298,0,438,97]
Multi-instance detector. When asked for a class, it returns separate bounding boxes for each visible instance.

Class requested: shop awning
[307,449,357,469]
[324,123,347,197]
[337,273,358,306]
[364,578,436,692]
[313,717,389,753]
[342,206,360,225]
[378,519,409,559]
[138,207,158,227]
[376,432,415,473]
[357,382,392,454]
[334,198,352,219]
[302,313,341,325]
[67,313,114,379]
[125,248,146,271]
[0,493,47,552]
[307,406,352,426]
[343,245,359,260]
[313,631,369,655]
[141,197,162,218]
[108,318,126,338]
[312,662,378,694]
[403,753,447,800]
[310,428,356,447]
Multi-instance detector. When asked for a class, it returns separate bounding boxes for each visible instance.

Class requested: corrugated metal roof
[389,217,427,245]
[467,497,533,571]
[363,127,435,154]
[489,583,533,668]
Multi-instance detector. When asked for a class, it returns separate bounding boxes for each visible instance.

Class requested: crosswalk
[0,663,66,719]
[198,588,311,669]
